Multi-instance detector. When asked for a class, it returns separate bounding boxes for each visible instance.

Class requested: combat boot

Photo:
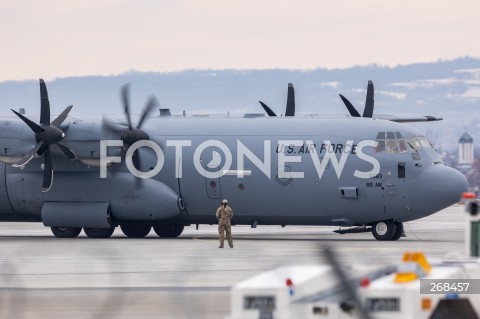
[219,244,224,248]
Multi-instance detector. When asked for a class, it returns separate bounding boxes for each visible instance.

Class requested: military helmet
[222,199,228,204]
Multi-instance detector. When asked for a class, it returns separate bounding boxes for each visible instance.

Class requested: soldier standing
[216,199,233,248]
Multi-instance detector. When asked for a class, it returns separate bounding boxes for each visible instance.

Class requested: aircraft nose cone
[416,165,467,215]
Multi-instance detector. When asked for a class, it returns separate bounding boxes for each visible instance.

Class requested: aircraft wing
[374,114,443,123]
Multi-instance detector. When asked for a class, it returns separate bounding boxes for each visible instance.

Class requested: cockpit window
[386,140,398,153]
[407,138,421,150]
[376,140,385,153]
[375,132,432,154]
[418,137,430,148]
[386,132,395,139]
[406,137,433,151]
[398,139,408,152]
[375,131,408,154]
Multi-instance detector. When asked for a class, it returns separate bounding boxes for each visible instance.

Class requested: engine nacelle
[0,119,35,164]
[7,168,181,225]
[110,173,181,221]
[0,164,13,215]
[42,202,111,228]
[61,120,123,166]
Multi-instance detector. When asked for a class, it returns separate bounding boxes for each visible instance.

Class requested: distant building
[459,132,474,165]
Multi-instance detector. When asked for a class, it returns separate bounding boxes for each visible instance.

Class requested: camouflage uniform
[216,205,233,248]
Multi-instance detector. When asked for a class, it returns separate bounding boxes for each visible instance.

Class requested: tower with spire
[459,132,474,165]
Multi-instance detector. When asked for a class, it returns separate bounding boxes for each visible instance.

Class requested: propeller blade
[323,246,372,319]
[339,95,361,117]
[133,150,141,171]
[137,95,159,129]
[51,105,73,128]
[126,148,144,188]
[57,143,76,160]
[121,83,133,130]
[133,149,150,189]
[259,101,277,117]
[363,80,374,118]
[39,79,51,126]
[285,83,295,116]
[42,149,53,192]
[12,142,43,167]
[11,109,44,133]
[15,79,72,191]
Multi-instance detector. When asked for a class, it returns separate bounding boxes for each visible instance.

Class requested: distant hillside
[1,57,479,151]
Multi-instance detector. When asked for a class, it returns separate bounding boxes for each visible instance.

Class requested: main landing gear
[120,224,152,238]
[153,224,184,238]
[49,223,186,238]
[51,226,116,238]
[51,227,82,238]
[84,226,116,238]
[119,224,185,238]
[371,220,404,241]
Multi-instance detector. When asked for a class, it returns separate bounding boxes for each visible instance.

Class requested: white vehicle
[229,194,480,319]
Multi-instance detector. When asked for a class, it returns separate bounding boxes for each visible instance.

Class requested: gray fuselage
[0,116,468,228]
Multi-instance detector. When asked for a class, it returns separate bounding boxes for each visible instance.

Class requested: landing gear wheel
[371,220,397,241]
[51,227,82,238]
[84,226,115,238]
[120,224,151,238]
[153,224,185,238]
[390,221,404,241]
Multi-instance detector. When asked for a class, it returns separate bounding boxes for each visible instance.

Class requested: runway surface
[0,206,467,318]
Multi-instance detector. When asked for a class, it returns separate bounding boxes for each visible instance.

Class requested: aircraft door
[382,162,413,219]
[206,178,222,199]
[197,150,224,199]
[177,143,226,216]
[382,162,406,198]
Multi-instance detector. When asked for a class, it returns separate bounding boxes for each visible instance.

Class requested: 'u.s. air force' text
[276,142,357,154]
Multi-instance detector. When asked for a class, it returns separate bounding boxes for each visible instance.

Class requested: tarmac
[0,205,466,319]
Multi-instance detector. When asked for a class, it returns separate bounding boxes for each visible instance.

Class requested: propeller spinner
[11,79,75,192]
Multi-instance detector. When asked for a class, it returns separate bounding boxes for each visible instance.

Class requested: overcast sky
[1,0,479,82]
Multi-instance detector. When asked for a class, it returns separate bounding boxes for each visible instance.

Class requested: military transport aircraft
[0,79,467,240]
